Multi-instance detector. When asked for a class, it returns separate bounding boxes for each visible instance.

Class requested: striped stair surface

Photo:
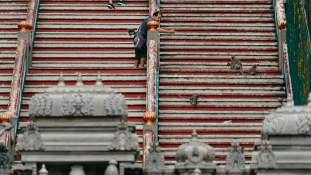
[0,0,27,116]
[159,0,286,167]
[1,0,149,160]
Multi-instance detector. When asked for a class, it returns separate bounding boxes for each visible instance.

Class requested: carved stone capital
[16,121,45,152]
[176,130,215,167]
[257,140,276,169]
[226,141,245,172]
[109,121,140,154]
[145,142,165,171]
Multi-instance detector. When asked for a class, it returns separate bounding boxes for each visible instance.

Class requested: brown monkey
[248,64,257,75]
[178,94,200,106]
[240,146,244,154]
[190,94,200,106]
[227,55,247,78]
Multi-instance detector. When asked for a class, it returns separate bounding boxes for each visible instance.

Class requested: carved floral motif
[262,113,284,134]
[29,94,52,117]
[62,93,94,116]
[16,121,45,151]
[257,140,276,169]
[109,121,139,151]
[296,113,311,134]
[145,142,165,171]
[226,141,245,171]
[176,130,215,166]
[104,94,127,116]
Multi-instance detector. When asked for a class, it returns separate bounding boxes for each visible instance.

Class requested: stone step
[37,23,140,28]
[39,4,148,10]
[0,73,146,81]
[165,14,273,18]
[35,32,130,37]
[30,61,138,67]
[162,27,276,31]
[160,51,278,57]
[0,97,146,105]
[161,0,272,4]
[34,42,133,47]
[161,32,276,36]
[161,23,274,27]
[0,23,19,28]
[32,51,135,57]
[0,5,27,10]
[161,36,276,40]
[159,62,278,68]
[161,42,277,46]
[0,85,147,93]
[38,13,148,19]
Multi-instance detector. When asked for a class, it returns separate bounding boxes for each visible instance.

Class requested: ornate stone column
[143,21,160,169]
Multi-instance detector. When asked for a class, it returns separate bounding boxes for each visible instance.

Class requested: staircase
[11,0,149,156]
[0,0,28,116]
[158,0,285,166]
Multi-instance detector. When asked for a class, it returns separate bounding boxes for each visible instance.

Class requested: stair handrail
[0,37,28,163]
[25,0,40,72]
[275,0,286,30]
[282,42,294,105]
[0,0,40,140]
[273,0,287,73]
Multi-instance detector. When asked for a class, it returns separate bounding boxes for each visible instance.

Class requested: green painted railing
[287,0,311,105]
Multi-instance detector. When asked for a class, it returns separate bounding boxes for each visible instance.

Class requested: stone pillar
[149,0,158,17]
[143,21,160,170]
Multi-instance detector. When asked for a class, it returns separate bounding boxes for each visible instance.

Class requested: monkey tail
[178,94,186,99]
[240,69,248,79]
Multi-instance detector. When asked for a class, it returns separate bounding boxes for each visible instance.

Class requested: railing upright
[0,0,41,150]
[142,0,160,168]
[283,43,295,104]
[274,0,287,73]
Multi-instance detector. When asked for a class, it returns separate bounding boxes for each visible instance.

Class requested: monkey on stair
[178,94,200,106]
[227,55,247,78]
[248,64,257,76]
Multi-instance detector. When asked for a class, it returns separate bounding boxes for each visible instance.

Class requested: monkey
[227,55,247,78]
[248,64,257,75]
[241,146,244,154]
[190,94,200,106]
[178,94,200,106]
